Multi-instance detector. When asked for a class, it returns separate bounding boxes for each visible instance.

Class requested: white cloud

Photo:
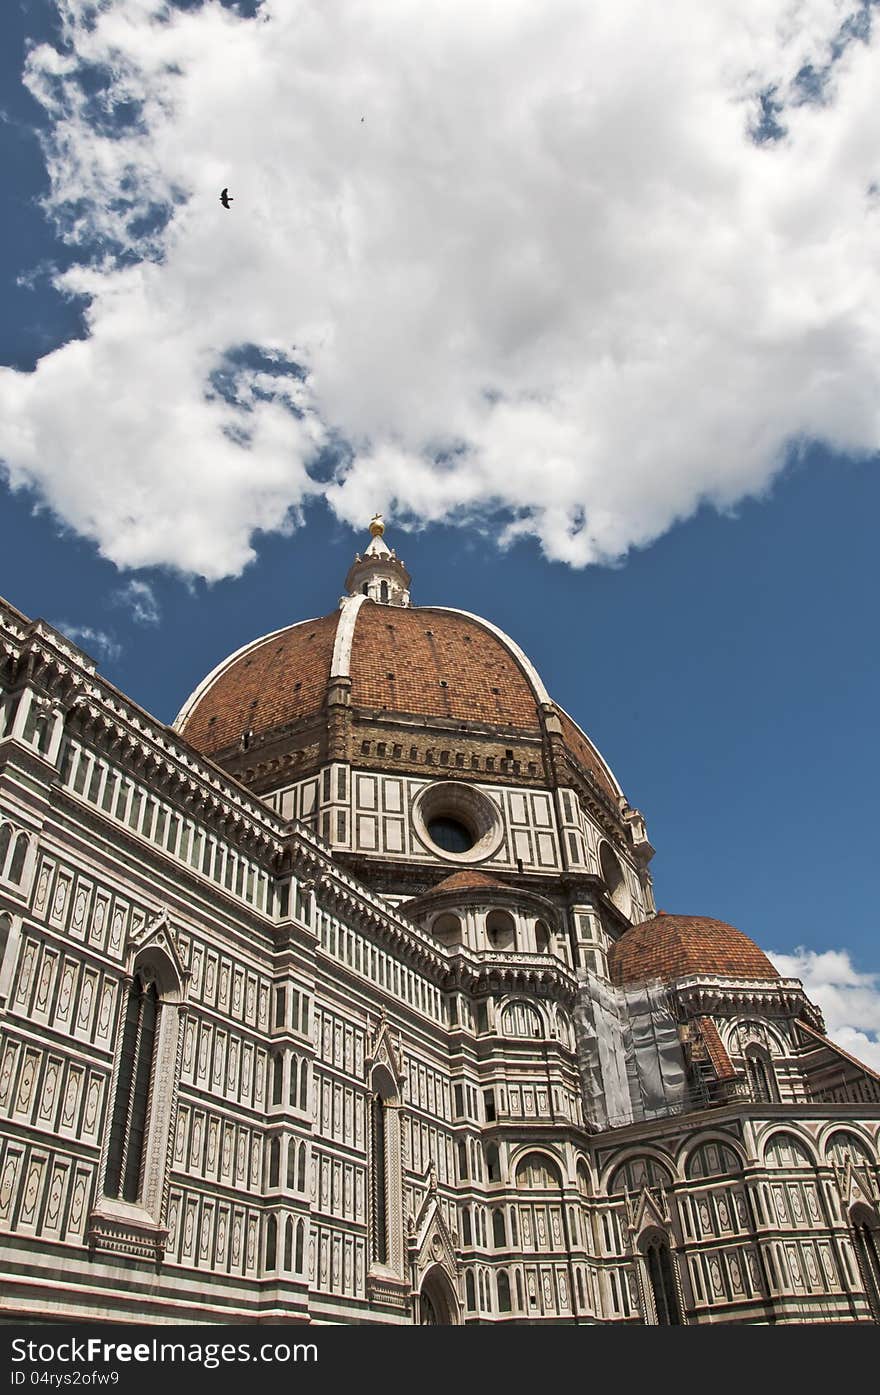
[55,622,122,663]
[1,1,879,578]
[112,578,160,625]
[768,946,880,1071]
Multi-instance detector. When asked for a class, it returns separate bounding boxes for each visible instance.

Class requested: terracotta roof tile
[181,612,340,754]
[179,600,624,807]
[609,912,779,987]
[417,870,509,896]
[349,605,541,728]
[696,1017,739,1080]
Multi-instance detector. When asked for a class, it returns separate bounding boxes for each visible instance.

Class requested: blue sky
[1,1,879,1064]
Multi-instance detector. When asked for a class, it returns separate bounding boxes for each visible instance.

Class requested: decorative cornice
[671,975,823,1028]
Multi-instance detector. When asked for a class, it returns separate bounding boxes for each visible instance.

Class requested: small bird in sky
[220,188,233,209]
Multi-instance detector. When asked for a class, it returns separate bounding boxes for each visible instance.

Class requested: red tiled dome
[608,912,779,987]
[175,599,620,803]
[179,612,340,754]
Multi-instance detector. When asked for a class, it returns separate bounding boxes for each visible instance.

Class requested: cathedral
[0,518,879,1325]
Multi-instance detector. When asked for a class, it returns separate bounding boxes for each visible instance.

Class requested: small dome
[414,870,511,897]
[608,912,779,987]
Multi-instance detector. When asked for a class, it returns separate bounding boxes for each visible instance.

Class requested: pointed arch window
[265,1215,277,1271]
[371,1092,388,1264]
[745,1047,778,1103]
[284,1217,294,1271]
[295,1218,305,1272]
[642,1233,682,1325]
[94,935,186,1260]
[368,1059,404,1283]
[104,972,160,1203]
[268,1137,281,1188]
[271,1052,284,1106]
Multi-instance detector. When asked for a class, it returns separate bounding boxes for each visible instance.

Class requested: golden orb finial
[369,514,385,538]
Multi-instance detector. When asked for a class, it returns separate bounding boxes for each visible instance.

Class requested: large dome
[174,521,623,810]
[178,603,552,754]
[609,912,780,987]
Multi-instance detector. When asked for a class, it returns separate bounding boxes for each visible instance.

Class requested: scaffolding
[574,972,689,1130]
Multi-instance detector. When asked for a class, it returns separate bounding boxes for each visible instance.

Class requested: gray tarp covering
[574,972,688,1130]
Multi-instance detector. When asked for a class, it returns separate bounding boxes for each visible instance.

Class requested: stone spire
[344,515,412,606]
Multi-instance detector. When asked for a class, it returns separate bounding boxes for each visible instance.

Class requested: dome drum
[411,781,504,865]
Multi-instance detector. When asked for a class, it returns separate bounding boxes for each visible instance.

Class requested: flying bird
[220,188,233,209]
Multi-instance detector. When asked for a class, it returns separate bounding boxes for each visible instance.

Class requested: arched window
[297,1143,307,1192]
[299,1061,309,1113]
[8,833,29,885]
[485,1143,501,1183]
[685,1141,742,1180]
[510,1208,518,1246]
[432,913,463,947]
[371,1092,388,1264]
[264,1215,277,1271]
[104,971,160,1203]
[763,1132,813,1169]
[514,1152,563,1190]
[0,824,12,875]
[576,1159,591,1195]
[826,1131,874,1168]
[368,1061,403,1277]
[744,1047,778,1103]
[0,912,11,976]
[599,842,630,914]
[457,1141,468,1181]
[555,1007,574,1050]
[271,1053,283,1106]
[500,1000,543,1039]
[486,909,516,951]
[515,1270,524,1311]
[286,1140,297,1190]
[295,1218,305,1272]
[642,1233,682,1325]
[461,1207,472,1245]
[283,1216,294,1270]
[492,1208,506,1248]
[289,1054,299,1107]
[497,1270,511,1312]
[608,1155,673,1195]
[379,580,389,603]
[465,1271,476,1310]
[534,920,551,953]
[268,1137,280,1188]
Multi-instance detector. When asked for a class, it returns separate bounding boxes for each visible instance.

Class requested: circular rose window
[412,782,503,863]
